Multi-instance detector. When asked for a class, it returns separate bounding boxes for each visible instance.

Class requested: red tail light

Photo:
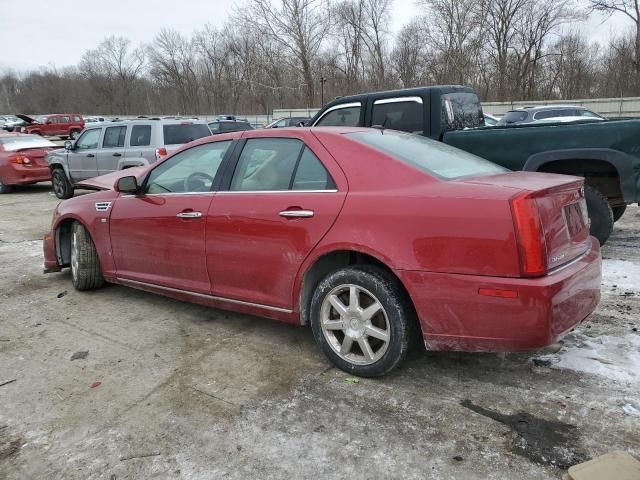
[510,192,548,277]
[11,155,31,165]
[155,148,167,160]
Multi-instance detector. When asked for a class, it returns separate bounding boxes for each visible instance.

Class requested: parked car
[0,115,20,127]
[85,116,106,123]
[310,86,640,245]
[17,114,85,139]
[265,117,312,128]
[46,117,211,199]
[2,117,26,132]
[531,116,605,125]
[208,119,254,134]
[483,113,500,126]
[43,127,601,377]
[496,106,604,126]
[0,133,58,193]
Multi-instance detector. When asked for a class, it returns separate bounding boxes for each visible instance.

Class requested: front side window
[146,141,231,194]
[230,138,303,191]
[103,126,126,148]
[315,105,361,127]
[371,99,424,134]
[350,130,506,180]
[76,129,101,149]
[130,125,152,146]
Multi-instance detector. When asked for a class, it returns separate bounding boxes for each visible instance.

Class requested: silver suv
[47,118,211,199]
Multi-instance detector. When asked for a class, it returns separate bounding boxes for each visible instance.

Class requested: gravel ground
[1,183,638,480]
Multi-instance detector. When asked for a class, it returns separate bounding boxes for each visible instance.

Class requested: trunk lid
[17,147,53,167]
[462,171,590,272]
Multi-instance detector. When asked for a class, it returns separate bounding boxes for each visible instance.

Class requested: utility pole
[320,76,327,106]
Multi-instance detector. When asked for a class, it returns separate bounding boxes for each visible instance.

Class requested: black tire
[310,266,412,377]
[0,177,12,194]
[585,185,614,246]
[52,168,74,199]
[70,222,105,291]
[612,205,627,222]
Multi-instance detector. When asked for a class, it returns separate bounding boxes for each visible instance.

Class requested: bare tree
[79,36,144,114]
[392,20,429,87]
[590,0,640,93]
[236,0,332,105]
[361,0,392,88]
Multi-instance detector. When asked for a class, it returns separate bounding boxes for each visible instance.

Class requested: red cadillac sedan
[0,133,58,193]
[43,127,601,376]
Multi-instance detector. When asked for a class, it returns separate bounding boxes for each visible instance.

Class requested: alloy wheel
[320,284,390,365]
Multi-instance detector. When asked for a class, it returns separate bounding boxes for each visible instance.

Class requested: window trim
[103,125,126,148]
[312,102,362,126]
[373,96,423,105]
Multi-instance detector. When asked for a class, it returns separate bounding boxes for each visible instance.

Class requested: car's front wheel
[70,222,105,291]
[52,168,74,199]
[310,266,412,377]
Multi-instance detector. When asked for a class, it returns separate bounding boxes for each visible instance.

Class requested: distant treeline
[1,0,639,115]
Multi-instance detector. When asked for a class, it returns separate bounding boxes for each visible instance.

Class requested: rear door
[206,132,347,309]
[109,140,233,293]
[126,123,154,163]
[97,125,127,174]
[66,127,102,181]
[58,116,70,137]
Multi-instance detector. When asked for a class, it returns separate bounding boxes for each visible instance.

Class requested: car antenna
[372,117,390,133]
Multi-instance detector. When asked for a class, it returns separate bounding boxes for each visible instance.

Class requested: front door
[206,136,346,309]
[66,127,102,181]
[109,140,233,294]
[97,125,127,175]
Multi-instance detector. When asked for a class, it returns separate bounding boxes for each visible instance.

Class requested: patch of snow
[601,259,640,293]
[622,404,640,417]
[534,332,640,384]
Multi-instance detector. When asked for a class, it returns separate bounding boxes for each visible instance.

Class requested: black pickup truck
[309,86,640,245]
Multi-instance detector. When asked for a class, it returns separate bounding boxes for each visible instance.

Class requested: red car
[0,133,58,193]
[43,127,601,376]
[19,114,85,139]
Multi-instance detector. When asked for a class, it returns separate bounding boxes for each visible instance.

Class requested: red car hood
[76,166,149,191]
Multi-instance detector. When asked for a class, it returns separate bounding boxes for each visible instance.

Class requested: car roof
[86,118,208,127]
[510,105,591,112]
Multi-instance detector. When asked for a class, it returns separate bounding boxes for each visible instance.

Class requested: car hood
[76,166,149,191]
[16,114,39,124]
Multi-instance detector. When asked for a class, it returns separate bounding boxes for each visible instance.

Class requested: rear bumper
[2,165,50,185]
[398,238,601,352]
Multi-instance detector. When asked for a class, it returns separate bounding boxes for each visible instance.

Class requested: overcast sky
[0,0,630,72]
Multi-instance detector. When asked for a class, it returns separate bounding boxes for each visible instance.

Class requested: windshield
[0,135,57,151]
[497,111,528,125]
[162,123,211,145]
[349,130,506,180]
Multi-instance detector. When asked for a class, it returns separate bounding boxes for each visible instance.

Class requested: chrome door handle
[279,210,314,218]
[176,211,202,218]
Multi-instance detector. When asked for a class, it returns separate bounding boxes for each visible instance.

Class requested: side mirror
[115,176,139,194]
[64,140,73,150]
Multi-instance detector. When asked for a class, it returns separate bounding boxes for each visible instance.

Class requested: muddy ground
[1,183,638,479]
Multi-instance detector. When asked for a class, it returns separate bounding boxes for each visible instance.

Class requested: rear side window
[231,138,303,191]
[60,116,69,123]
[103,126,126,148]
[440,93,483,130]
[349,130,506,180]
[371,98,424,134]
[130,125,152,146]
[292,147,335,190]
[315,105,361,127]
[162,123,211,145]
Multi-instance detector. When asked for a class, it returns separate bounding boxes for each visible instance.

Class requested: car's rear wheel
[310,266,411,377]
[612,205,627,222]
[0,177,12,194]
[71,222,105,291]
[52,168,74,199]
[585,186,614,246]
